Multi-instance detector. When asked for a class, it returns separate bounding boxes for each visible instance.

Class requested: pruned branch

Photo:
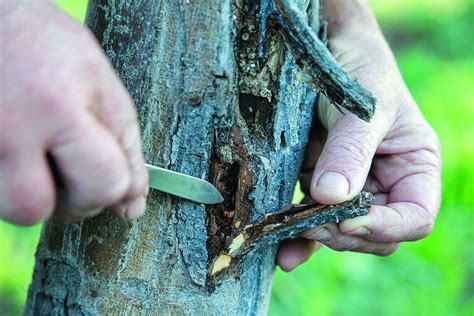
[274,0,376,122]
[210,192,373,275]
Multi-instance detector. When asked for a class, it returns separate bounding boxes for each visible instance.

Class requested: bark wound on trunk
[205,0,288,286]
[26,0,375,314]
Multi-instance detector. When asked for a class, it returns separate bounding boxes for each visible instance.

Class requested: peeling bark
[26,0,373,314]
[221,192,372,262]
[274,0,376,121]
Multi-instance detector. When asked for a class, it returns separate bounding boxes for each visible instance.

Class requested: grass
[1,1,473,315]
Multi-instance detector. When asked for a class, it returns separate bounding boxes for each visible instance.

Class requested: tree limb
[210,192,373,275]
[274,0,376,122]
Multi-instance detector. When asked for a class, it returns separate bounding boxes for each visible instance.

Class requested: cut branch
[274,0,376,122]
[211,192,373,275]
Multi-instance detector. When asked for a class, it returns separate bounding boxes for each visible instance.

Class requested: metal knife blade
[146,164,224,205]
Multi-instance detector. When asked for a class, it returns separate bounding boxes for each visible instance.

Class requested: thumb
[310,98,388,205]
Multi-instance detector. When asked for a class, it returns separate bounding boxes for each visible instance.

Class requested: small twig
[274,0,376,122]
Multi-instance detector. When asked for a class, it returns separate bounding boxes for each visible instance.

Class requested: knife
[146,164,224,205]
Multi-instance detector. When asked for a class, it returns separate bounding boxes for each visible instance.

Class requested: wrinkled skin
[0,1,148,224]
[276,0,441,271]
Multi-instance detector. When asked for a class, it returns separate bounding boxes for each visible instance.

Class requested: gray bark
[26,0,374,315]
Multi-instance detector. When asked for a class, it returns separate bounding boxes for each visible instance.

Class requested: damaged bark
[26,0,374,314]
[212,191,373,274]
[210,192,372,276]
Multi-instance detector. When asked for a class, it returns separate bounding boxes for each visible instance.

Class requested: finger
[93,65,148,219]
[50,112,131,218]
[339,204,435,243]
[303,223,400,256]
[340,179,440,242]
[111,195,147,221]
[276,238,322,272]
[0,148,55,225]
[310,101,389,204]
[340,147,441,242]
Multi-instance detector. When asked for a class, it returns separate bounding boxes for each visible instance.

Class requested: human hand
[277,0,441,271]
[0,1,148,224]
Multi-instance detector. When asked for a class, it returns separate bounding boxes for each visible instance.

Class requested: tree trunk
[26,0,374,314]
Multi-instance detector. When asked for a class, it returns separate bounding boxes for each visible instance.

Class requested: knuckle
[11,186,54,224]
[419,124,441,158]
[426,133,442,170]
[412,122,441,170]
[327,132,374,169]
[98,172,131,206]
[33,83,85,130]
[71,168,130,211]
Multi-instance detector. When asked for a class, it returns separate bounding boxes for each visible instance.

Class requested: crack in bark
[206,156,242,263]
[274,0,376,122]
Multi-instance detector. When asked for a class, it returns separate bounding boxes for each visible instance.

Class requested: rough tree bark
[26,0,374,314]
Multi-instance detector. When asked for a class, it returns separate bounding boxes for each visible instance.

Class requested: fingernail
[86,207,103,217]
[144,186,149,198]
[304,228,332,242]
[66,207,103,219]
[114,203,128,218]
[314,171,350,196]
[125,197,146,220]
[348,226,370,236]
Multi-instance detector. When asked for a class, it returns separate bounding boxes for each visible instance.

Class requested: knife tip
[208,189,224,205]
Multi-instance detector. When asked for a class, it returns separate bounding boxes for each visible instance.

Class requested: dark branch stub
[210,192,373,275]
[274,0,376,122]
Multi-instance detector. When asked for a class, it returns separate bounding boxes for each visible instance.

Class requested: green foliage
[1,1,472,315]
[0,223,41,314]
[55,0,88,21]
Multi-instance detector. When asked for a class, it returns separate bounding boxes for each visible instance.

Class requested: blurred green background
[1,0,473,315]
